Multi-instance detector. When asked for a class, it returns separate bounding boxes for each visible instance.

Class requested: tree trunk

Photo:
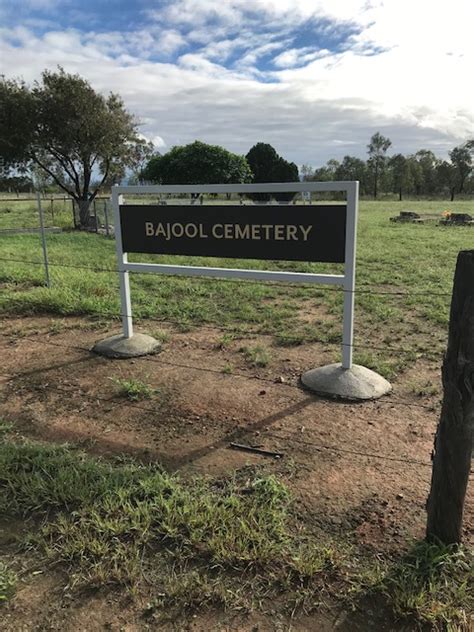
[78,199,93,229]
[426,250,474,544]
[450,187,455,202]
[399,187,402,201]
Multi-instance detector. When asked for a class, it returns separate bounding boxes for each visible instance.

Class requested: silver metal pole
[341,181,359,369]
[104,200,110,237]
[112,187,133,338]
[36,191,51,288]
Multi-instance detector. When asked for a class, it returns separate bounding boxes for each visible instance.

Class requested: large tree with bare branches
[0,68,151,227]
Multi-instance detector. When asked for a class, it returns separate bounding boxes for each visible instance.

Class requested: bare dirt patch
[0,315,472,630]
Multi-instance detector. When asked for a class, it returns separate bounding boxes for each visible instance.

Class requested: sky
[0,0,473,167]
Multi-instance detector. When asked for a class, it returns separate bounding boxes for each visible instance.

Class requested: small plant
[240,345,271,368]
[380,540,474,628]
[151,329,170,344]
[409,380,439,397]
[111,377,156,401]
[215,333,236,350]
[0,562,16,603]
[221,364,233,375]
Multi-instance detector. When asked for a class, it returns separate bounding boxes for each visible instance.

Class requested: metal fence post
[112,187,133,338]
[36,191,51,288]
[104,200,110,237]
[341,181,359,369]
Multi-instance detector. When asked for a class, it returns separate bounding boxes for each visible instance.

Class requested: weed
[215,332,236,349]
[409,380,439,397]
[241,345,271,367]
[111,377,156,401]
[380,540,473,629]
[222,364,233,375]
[151,328,170,344]
[0,562,16,603]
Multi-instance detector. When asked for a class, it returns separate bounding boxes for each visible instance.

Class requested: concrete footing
[301,363,391,401]
[92,333,161,359]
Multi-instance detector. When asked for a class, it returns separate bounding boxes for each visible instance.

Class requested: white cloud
[0,0,473,167]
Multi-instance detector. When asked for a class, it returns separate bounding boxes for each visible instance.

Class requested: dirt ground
[0,316,472,631]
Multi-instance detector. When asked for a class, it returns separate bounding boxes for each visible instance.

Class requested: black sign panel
[120,204,347,263]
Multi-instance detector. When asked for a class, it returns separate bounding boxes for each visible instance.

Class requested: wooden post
[426,250,474,544]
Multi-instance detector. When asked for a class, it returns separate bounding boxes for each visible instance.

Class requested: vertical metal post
[104,200,110,237]
[93,199,98,232]
[112,187,133,338]
[341,181,359,369]
[36,191,51,288]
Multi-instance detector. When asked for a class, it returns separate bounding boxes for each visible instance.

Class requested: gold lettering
[235,224,250,239]
[300,225,312,241]
[155,223,167,238]
[212,224,224,238]
[286,225,298,240]
[251,225,261,240]
[261,224,272,239]
[185,223,198,238]
[145,222,154,236]
[224,224,233,239]
[274,225,285,240]
[199,224,208,238]
[171,223,184,238]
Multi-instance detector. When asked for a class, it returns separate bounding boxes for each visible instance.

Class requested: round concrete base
[92,333,161,359]
[301,363,391,401]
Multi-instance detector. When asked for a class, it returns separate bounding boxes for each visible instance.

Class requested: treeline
[302,133,474,201]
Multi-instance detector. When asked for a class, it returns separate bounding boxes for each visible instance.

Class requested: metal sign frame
[111,181,359,369]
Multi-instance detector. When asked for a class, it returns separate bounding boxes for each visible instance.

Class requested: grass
[0,562,16,603]
[380,540,474,629]
[0,199,473,379]
[111,377,156,401]
[240,344,271,367]
[0,436,472,627]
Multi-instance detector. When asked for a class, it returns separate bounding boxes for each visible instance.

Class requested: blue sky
[0,0,472,165]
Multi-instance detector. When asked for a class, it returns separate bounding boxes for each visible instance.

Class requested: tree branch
[47,147,81,196]
[90,160,110,200]
[32,156,77,199]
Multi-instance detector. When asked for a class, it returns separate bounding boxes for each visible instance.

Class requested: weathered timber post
[426,250,474,544]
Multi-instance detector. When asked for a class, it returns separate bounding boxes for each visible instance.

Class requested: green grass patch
[0,437,472,627]
[240,344,271,367]
[0,562,16,604]
[380,540,474,629]
[1,200,473,375]
[110,377,156,401]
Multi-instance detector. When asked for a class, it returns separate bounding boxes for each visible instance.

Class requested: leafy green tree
[141,141,252,188]
[449,141,473,195]
[335,156,368,193]
[300,164,314,181]
[367,132,392,199]
[0,68,150,228]
[413,150,439,196]
[437,160,458,201]
[388,153,414,201]
[245,142,299,202]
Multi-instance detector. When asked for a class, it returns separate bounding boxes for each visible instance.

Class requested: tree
[367,132,392,199]
[245,142,299,202]
[0,68,150,228]
[388,153,414,201]
[335,156,368,194]
[437,160,457,201]
[300,164,314,181]
[414,150,439,196]
[449,142,473,195]
[141,141,252,188]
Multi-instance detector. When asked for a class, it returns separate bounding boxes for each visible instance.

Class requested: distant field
[0,198,473,378]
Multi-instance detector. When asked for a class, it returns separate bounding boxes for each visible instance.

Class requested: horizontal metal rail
[124,262,345,285]
[114,182,356,195]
